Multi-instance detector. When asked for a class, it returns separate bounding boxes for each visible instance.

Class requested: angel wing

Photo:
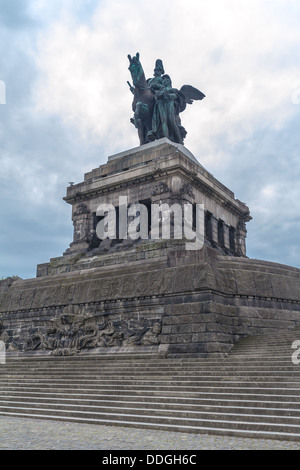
[180,85,205,104]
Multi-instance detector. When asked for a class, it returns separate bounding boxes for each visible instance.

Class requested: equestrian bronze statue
[128,53,205,146]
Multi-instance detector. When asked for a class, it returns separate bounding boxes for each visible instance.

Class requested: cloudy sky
[1,0,300,280]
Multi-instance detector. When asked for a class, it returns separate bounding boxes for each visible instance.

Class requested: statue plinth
[61,139,251,262]
[1,140,300,358]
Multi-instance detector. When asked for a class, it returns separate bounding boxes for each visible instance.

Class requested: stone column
[236,219,248,257]
[224,224,230,250]
[69,203,91,253]
[211,216,219,245]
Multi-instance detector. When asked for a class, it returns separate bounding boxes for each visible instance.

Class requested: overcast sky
[1,0,300,280]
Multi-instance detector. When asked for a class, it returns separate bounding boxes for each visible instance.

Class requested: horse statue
[128,53,155,145]
[128,53,206,146]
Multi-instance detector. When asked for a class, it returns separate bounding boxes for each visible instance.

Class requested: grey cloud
[210,114,300,269]
[0,16,105,279]
[1,0,300,279]
[0,107,105,279]
[0,0,35,29]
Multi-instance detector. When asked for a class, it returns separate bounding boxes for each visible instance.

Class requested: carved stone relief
[19,310,163,356]
[73,219,88,242]
[151,182,170,196]
[73,203,90,217]
[72,203,91,244]
[180,182,195,199]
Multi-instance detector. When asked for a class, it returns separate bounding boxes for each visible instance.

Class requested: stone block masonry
[0,139,300,357]
[1,245,300,357]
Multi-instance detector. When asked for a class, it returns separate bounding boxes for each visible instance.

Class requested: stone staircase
[1,329,300,441]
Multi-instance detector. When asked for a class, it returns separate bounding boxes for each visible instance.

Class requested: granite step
[1,385,300,402]
[1,377,300,389]
[2,389,300,407]
[1,402,300,427]
[1,408,300,441]
[1,331,300,441]
[1,380,300,394]
[1,396,300,416]
[1,374,300,383]
[5,362,296,372]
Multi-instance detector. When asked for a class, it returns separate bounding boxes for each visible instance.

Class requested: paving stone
[1,416,300,450]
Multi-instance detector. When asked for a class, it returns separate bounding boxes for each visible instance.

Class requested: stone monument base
[1,243,300,358]
[1,140,300,357]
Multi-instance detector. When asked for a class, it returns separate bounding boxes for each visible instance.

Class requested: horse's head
[128,53,139,64]
[128,53,145,88]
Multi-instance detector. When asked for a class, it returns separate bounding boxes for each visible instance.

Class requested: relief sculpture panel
[9,307,164,356]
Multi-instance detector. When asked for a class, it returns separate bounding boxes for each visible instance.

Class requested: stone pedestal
[1,139,300,358]
[61,138,251,261]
